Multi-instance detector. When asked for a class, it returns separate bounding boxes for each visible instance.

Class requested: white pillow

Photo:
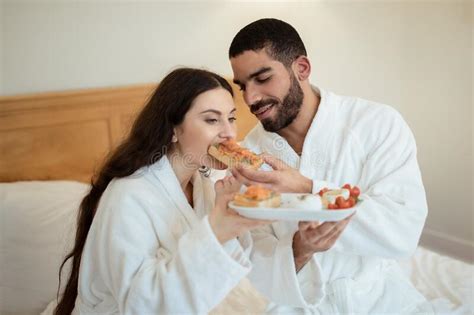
[0,181,90,315]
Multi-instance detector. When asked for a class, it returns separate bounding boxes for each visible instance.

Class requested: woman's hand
[208,175,272,244]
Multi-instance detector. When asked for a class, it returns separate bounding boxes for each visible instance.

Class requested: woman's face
[172,87,237,170]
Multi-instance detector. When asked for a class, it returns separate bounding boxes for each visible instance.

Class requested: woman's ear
[172,128,178,143]
[293,56,311,81]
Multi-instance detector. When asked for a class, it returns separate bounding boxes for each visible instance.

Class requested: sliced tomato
[342,183,351,190]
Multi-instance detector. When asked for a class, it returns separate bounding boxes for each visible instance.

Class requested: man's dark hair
[229,18,307,67]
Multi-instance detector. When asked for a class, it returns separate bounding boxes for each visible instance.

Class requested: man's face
[231,49,304,132]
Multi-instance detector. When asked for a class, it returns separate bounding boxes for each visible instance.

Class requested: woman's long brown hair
[54,68,233,314]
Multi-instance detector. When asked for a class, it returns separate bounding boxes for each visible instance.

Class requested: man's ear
[293,56,311,81]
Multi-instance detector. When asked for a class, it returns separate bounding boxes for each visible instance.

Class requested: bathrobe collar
[149,155,214,227]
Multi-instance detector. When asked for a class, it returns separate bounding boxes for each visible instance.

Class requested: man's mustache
[250,99,279,114]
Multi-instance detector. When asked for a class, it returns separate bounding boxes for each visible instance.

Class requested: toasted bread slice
[208,140,263,169]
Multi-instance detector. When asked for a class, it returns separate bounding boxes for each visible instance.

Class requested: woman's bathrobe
[241,87,433,314]
[75,156,252,314]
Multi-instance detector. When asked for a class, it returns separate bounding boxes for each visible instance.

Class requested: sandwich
[233,185,281,208]
[208,139,263,169]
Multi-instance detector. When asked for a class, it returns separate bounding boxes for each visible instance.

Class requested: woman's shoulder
[98,169,166,214]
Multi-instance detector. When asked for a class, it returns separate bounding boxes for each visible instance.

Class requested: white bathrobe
[241,87,433,314]
[74,156,252,314]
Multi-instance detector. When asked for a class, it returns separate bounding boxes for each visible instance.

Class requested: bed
[0,83,472,315]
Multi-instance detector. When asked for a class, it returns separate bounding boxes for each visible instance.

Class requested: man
[229,18,432,314]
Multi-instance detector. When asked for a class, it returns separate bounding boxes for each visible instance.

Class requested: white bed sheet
[1,181,472,315]
[399,247,473,315]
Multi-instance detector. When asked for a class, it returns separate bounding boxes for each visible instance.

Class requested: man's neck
[277,84,320,155]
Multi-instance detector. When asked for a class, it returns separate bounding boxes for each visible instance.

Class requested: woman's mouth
[254,104,274,120]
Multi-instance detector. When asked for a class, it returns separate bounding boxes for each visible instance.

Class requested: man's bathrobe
[74,156,252,314]
[241,87,433,314]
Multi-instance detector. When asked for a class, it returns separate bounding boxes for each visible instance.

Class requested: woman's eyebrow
[199,108,236,115]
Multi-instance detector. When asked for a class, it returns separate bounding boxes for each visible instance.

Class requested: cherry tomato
[342,183,351,190]
[335,196,346,207]
[340,199,353,209]
[328,203,338,210]
[348,197,356,207]
[318,187,329,197]
[350,186,360,199]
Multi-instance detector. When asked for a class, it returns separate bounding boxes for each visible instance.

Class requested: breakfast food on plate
[208,139,263,169]
[284,193,322,210]
[318,184,361,210]
[233,185,281,208]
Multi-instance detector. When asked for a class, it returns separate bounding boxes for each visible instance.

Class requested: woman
[54,68,269,314]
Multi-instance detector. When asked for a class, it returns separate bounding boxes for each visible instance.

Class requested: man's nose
[243,85,262,107]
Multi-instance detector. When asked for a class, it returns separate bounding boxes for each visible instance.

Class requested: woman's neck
[167,152,197,204]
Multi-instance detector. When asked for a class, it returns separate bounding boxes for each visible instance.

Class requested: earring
[172,135,178,143]
[198,166,211,178]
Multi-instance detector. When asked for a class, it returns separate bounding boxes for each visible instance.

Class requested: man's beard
[250,73,304,132]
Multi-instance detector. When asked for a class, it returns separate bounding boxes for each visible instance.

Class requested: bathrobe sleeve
[246,222,325,308]
[96,195,251,314]
[313,107,428,258]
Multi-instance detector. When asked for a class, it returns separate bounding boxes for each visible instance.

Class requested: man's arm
[231,156,352,270]
[292,216,353,271]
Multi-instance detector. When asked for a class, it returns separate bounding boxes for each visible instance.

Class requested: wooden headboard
[0,82,257,183]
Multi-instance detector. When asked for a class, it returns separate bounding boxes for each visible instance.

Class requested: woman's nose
[219,121,237,140]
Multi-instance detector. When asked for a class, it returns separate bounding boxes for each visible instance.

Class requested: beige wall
[2,1,473,261]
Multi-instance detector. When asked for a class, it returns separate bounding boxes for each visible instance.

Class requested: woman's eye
[205,119,218,124]
[229,117,237,123]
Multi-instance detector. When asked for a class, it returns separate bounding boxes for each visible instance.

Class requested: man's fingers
[230,168,252,186]
[299,221,319,230]
[304,216,351,242]
[260,153,288,171]
[235,165,274,184]
[308,216,352,245]
[321,223,347,247]
[314,221,339,236]
[230,168,273,188]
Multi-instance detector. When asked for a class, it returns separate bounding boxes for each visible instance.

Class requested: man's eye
[238,85,245,91]
[256,77,270,84]
[205,119,218,124]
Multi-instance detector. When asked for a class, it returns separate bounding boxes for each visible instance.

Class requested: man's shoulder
[329,90,404,127]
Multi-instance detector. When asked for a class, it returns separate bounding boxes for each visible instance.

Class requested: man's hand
[231,153,313,193]
[293,214,354,272]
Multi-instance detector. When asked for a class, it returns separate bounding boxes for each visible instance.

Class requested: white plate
[228,193,358,222]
